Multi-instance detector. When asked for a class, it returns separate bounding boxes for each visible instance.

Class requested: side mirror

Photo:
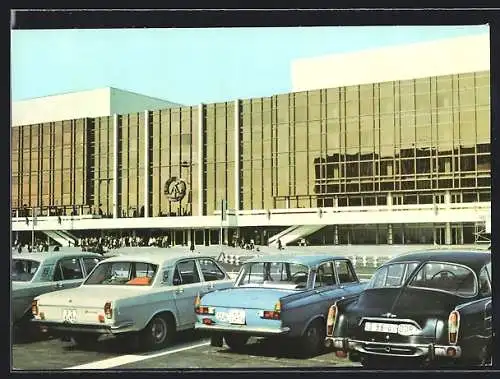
[173,277,181,286]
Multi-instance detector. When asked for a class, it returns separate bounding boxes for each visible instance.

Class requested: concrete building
[11,34,491,247]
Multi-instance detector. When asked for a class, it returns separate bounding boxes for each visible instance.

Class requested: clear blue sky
[11,25,489,105]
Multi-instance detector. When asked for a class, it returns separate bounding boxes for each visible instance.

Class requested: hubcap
[151,318,167,345]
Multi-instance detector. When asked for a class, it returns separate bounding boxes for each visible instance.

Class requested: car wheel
[224,334,249,351]
[300,319,325,358]
[139,313,175,351]
[72,333,99,348]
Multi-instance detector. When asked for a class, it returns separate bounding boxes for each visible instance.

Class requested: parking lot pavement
[12,330,359,371]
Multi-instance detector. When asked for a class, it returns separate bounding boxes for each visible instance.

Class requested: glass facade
[11,71,490,221]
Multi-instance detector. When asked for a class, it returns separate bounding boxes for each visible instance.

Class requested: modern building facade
[11,34,491,247]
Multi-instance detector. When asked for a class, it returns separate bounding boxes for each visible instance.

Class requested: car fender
[143,307,179,331]
[300,314,325,336]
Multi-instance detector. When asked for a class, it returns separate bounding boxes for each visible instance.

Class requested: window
[409,262,477,297]
[368,263,413,289]
[83,257,102,276]
[236,262,309,289]
[335,260,357,284]
[479,266,491,297]
[84,261,158,286]
[198,258,226,282]
[315,262,336,288]
[12,259,40,282]
[173,260,200,285]
[54,258,84,281]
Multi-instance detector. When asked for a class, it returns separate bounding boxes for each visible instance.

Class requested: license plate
[62,309,77,323]
[215,309,246,325]
[364,322,398,334]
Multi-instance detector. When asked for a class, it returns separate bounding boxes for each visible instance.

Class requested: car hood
[36,285,150,307]
[201,286,297,310]
[350,287,461,324]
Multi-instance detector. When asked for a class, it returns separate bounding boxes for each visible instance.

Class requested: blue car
[195,253,367,357]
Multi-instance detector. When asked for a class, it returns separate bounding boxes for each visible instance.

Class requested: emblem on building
[164,177,187,202]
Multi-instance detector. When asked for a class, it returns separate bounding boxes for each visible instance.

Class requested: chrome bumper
[31,320,135,334]
[324,337,462,359]
[195,323,290,336]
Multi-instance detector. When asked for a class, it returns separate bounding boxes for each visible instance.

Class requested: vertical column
[445,222,452,245]
[386,192,393,208]
[234,99,240,211]
[113,114,119,218]
[144,110,149,218]
[334,225,339,245]
[387,224,393,245]
[198,104,204,216]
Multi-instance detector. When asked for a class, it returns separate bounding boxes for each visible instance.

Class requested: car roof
[385,249,491,272]
[245,253,348,266]
[11,251,101,263]
[101,248,216,266]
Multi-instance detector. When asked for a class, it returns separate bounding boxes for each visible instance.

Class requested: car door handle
[175,288,184,294]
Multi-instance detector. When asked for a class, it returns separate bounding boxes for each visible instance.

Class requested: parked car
[11,251,103,325]
[324,250,492,368]
[195,253,367,357]
[31,250,233,350]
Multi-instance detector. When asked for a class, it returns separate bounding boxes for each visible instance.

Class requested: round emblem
[164,177,187,202]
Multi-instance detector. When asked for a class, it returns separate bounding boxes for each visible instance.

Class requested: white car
[31,249,233,350]
[12,251,103,325]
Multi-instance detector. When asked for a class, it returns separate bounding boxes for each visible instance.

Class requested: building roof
[291,33,490,92]
[12,86,182,127]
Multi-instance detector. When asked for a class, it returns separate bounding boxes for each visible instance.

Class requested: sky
[11,25,489,105]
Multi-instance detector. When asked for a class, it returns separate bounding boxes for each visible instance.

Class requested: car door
[479,264,492,336]
[334,260,362,296]
[52,257,86,290]
[196,257,232,295]
[171,259,204,328]
[312,261,345,315]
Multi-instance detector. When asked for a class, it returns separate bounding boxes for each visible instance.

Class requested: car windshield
[408,262,477,297]
[84,261,158,286]
[368,262,419,289]
[235,262,310,289]
[12,259,40,282]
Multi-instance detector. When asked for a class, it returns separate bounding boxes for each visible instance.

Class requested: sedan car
[195,254,366,357]
[31,249,233,351]
[324,250,492,368]
[12,251,103,325]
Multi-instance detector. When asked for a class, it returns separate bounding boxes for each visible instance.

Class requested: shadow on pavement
[61,329,205,354]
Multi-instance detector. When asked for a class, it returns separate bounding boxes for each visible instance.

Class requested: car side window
[174,260,200,285]
[479,266,491,297]
[82,257,102,276]
[315,262,336,288]
[198,258,226,282]
[335,260,357,284]
[54,258,84,281]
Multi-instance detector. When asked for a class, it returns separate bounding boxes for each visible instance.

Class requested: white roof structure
[291,33,490,92]
[12,87,181,127]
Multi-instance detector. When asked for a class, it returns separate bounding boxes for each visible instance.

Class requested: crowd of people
[78,235,171,254]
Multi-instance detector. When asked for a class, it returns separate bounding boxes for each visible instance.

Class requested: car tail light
[448,310,460,345]
[197,306,215,315]
[326,304,338,336]
[104,302,112,319]
[32,300,39,316]
[260,301,281,320]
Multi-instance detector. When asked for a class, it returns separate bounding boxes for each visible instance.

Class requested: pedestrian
[277,239,282,250]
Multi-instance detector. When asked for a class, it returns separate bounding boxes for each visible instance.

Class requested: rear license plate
[62,309,77,323]
[215,309,246,325]
[364,322,398,334]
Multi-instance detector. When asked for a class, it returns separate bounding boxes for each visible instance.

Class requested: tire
[72,333,99,348]
[139,313,175,351]
[224,334,249,351]
[299,319,326,358]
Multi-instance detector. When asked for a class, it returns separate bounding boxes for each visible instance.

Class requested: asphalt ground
[12,328,360,371]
